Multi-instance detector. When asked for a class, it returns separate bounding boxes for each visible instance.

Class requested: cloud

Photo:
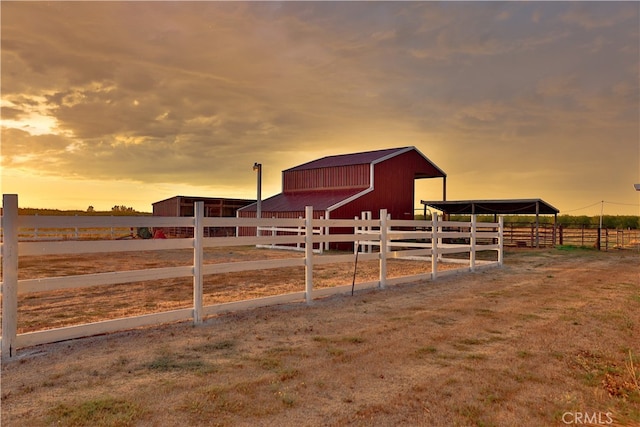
[561,3,638,30]
[1,2,638,213]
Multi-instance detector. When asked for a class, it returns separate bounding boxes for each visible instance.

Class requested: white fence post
[470,215,477,272]
[271,219,276,249]
[379,209,388,289]
[305,206,314,304]
[193,201,204,325]
[431,213,438,280]
[323,212,330,252]
[319,215,325,254]
[498,216,504,266]
[365,211,372,253]
[2,194,19,360]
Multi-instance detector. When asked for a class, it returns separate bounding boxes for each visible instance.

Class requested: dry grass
[1,247,639,426]
[10,246,468,333]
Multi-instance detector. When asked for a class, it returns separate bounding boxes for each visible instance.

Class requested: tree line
[17,206,151,216]
[445,215,639,229]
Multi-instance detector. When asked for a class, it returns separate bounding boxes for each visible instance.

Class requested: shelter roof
[420,199,559,215]
[239,189,364,213]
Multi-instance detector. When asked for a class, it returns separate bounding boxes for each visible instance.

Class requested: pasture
[1,247,639,426]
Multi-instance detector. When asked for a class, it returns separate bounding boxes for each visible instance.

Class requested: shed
[152,195,254,237]
[239,146,446,222]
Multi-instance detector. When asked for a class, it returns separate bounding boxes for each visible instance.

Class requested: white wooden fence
[1,194,503,359]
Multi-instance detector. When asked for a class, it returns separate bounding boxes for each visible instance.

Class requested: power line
[562,200,640,214]
[603,200,640,207]
[561,201,602,213]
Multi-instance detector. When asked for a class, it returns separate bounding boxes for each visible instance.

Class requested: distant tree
[87,205,95,212]
[111,205,137,213]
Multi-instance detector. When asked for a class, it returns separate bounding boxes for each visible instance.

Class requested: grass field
[1,247,639,426]
[10,246,473,334]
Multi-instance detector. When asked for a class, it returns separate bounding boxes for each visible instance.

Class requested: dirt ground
[10,247,468,333]
[1,247,639,426]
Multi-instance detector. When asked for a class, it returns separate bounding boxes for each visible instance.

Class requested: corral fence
[502,222,640,250]
[1,194,503,360]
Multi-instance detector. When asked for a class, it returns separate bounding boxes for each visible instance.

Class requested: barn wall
[283,164,370,192]
[152,197,181,217]
[331,150,425,220]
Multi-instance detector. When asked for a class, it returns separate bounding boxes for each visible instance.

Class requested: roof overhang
[420,199,559,215]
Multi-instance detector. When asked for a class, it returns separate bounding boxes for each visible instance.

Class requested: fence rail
[502,222,639,250]
[1,194,503,360]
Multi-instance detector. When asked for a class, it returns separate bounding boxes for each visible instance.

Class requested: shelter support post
[442,177,447,201]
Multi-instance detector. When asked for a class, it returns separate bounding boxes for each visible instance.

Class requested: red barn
[238,146,446,222]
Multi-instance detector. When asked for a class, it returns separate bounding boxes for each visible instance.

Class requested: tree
[111,205,136,213]
[87,205,95,212]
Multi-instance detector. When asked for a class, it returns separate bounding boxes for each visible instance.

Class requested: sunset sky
[1,2,639,216]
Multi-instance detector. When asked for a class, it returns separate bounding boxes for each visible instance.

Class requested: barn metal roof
[285,146,446,177]
[240,189,365,213]
[420,199,559,215]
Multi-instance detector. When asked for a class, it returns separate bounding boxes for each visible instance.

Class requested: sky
[1,1,639,216]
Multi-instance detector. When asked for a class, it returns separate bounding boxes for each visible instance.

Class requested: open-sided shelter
[420,198,560,247]
[153,195,254,237]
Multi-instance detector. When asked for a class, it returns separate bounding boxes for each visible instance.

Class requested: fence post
[470,215,477,272]
[431,213,438,279]
[379,209,388,289]
[365,211,372,254]
[498,216,504,266]
[305,206,314,304]
[319,215,325,255]
[354,216,359,254]
[2,194,19,360]
[193,201,204,325]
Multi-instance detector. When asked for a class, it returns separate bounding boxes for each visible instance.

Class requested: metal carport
[420,199,559,248]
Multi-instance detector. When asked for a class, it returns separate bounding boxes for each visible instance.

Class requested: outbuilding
[152,195,254,237]
[238,146,446,223]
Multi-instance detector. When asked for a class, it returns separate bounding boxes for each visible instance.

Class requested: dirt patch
[2,248,639,426]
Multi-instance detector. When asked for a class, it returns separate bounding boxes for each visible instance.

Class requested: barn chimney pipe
[253,163,262,219]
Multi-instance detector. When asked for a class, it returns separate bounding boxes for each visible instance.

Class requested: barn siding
[283,164,369,192]
[332,150,428,220]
